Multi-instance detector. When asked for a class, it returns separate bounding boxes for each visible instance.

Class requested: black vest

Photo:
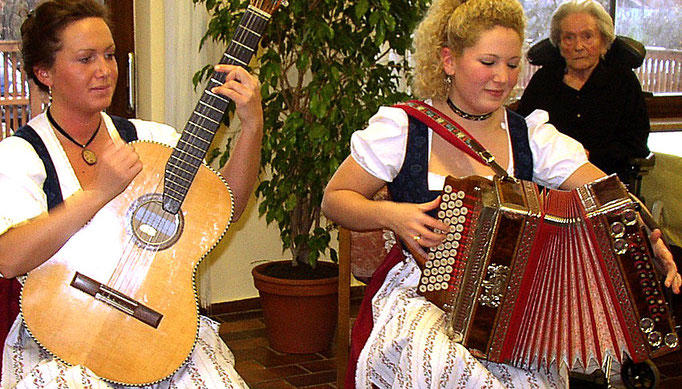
[387,109,533,216]
[13,116,138,209]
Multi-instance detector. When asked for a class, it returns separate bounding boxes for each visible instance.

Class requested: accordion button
[419,284,427,293]
[457,191,465,199]
[622,209,637,225]
[442,194,450,202]
[610,222,625,237]
[665,333,678,348]
[648,331,662,347]
[613,239,628,254]
[461,207,468,215]
[640,317,654,333]
[444,185,452,193]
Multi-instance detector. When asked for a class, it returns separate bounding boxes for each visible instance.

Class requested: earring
[445,75,452,86]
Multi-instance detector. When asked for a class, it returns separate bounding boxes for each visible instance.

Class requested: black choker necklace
[446,97,494,121]
[47,108,101,165]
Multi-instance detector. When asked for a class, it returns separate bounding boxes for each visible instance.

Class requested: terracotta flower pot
[252,261,339,354]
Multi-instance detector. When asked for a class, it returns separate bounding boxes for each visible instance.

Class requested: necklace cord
[446,97,494,121]
[47,108,101,148]
[47,108,102,165]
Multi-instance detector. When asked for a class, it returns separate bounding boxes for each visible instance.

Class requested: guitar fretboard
[163,5,272,214]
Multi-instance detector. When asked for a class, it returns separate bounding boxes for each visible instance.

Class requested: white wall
[133,0,302,305]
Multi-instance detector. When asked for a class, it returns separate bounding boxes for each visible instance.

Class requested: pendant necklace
[446,97,494,121]
[47,108,101,165]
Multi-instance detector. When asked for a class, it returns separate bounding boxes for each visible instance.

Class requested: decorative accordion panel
[414,174,679,371]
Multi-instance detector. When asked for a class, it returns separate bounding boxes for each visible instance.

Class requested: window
[1,1,41,40]
[518,0,681,95]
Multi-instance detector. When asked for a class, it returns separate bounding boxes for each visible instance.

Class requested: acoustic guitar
[20,0,282,385]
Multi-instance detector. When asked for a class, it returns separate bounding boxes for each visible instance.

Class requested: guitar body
[21,141,233,385]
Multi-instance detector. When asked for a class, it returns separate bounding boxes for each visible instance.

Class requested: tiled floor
[211,300,359,389]
[211,294,682,389]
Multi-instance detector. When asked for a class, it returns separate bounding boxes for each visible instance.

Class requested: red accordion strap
[392,100,510,178]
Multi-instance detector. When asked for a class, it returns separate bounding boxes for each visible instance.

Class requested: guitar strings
[108,9,262,295]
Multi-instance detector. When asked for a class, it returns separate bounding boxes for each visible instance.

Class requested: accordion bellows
[414,174,679,371]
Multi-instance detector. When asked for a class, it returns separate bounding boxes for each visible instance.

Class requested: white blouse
[350,105,589,191]
[0,112,180,237]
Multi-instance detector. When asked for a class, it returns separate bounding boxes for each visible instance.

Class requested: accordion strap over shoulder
[393,100,510,178]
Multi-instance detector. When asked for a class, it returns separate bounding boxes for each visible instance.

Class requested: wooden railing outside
[635,47,682,94]
[1,40,30,139]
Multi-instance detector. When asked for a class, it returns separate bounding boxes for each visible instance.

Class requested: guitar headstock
[251,0,285,15]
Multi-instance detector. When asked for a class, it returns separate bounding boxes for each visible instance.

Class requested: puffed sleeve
[0,137,49,236]
[350,106,410,182]
[527,109,589,189]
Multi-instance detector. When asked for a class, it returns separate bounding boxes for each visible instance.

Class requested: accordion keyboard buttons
[418,185,471,294]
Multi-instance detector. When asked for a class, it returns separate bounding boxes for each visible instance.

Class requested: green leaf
[354,0,370,20]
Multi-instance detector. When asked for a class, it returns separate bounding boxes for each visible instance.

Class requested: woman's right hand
[86,141,142,205]
[382,197,449,265]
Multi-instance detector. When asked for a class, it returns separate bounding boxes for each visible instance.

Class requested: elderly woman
[516,0,650,184]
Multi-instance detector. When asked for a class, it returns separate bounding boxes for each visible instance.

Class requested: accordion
[414,174,679,371]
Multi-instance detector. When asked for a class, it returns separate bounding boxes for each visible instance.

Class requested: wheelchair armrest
[629,152,656,170]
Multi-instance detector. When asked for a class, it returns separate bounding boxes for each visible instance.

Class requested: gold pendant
[82,148,97,165]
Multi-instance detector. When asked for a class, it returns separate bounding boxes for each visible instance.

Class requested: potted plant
[193,0,429,353]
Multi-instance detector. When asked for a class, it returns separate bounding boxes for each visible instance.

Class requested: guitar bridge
[70,272,163,328]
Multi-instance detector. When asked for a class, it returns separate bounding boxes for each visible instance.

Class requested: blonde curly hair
[412,0,526,101]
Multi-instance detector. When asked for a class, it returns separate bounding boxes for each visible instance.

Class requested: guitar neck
[163,5,272,214]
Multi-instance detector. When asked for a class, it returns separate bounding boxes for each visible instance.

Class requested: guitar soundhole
[128,193,184,250]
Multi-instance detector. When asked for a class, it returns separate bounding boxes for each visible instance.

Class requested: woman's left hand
[650,229,681,294]
[211,64,263,132]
